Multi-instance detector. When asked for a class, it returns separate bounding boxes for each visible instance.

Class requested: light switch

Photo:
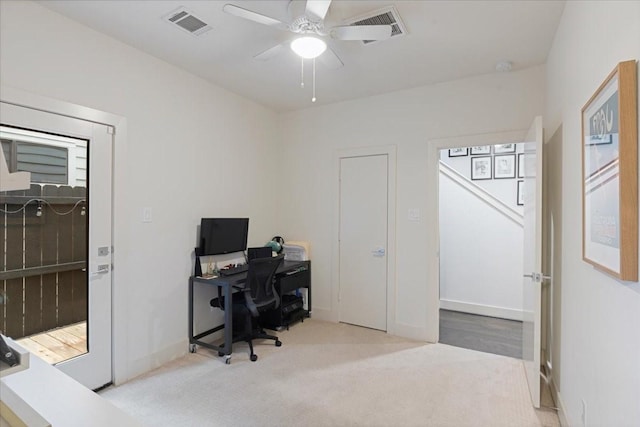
[142,207,152,223]
[408,208,420,222]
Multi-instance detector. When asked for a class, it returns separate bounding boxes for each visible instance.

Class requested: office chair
[232,254,285,362]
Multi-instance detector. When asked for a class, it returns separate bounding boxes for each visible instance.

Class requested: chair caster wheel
[250,354,258,362]
[225,357,231,365]
[275,340,282,347]
[189,344,197,353]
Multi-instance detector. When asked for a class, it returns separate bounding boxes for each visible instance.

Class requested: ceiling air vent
[345,6,407,45]
[163,7,212,36]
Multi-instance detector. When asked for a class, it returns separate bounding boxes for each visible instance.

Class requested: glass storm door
[1,102,112,390]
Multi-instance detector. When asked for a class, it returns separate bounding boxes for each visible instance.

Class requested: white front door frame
[1,85,129,385]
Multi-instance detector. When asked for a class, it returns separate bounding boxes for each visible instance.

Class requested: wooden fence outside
[1,184,87,339]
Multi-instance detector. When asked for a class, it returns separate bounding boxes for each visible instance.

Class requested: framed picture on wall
[449,147,468,157]
[517,180,524,206]
[581,60,638,281]
[517,153,525,178]
[494,143,516,154]
[494,154,516,179]
[470,145,491,155]
[471,156,492,180]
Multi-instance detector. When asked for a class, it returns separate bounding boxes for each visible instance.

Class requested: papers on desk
[197,274,218,280]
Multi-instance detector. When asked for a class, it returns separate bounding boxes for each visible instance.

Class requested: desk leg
[188,278,196,353]
[223,283,233,362]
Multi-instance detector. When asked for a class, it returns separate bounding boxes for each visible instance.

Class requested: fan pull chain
[300,57,305,88]
[312,58,317,103]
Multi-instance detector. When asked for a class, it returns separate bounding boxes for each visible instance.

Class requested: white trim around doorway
[1,85,128,385]
[320,145,397,336]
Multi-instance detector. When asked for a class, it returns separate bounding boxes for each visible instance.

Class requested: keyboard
[218,264,248,276]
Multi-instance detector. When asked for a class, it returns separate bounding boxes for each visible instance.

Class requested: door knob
[90,264,110,277]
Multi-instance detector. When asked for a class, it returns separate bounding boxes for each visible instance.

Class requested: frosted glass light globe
[290,37,327,59]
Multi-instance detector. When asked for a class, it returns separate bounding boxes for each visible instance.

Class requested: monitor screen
[199,218,249,256]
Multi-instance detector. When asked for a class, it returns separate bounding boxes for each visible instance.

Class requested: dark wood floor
[439,309,523,359]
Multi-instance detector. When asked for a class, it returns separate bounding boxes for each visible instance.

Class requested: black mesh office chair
[232,254,285,362]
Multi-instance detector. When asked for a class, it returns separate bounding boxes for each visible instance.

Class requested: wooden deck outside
[16,322,87,364]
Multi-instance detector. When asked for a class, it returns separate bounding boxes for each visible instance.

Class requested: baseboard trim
[392,322,430,341]
[120,339,186,385]
[310,308,337,323]
[440,299,523,321]
[311,309,429,342]
[550,377,570,427]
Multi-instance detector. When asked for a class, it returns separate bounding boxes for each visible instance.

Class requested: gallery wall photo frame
[470,145,491,155]
[471,156,492,180]
[494,154,516,179]
[449,147,468,157]
[517,153,525,178]
[581,59,638,281]
[517,180,524,206]
[494,143,516,154]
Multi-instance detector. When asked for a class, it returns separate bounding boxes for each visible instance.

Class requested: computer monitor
[199,218,249,256]
[247,246,272,261]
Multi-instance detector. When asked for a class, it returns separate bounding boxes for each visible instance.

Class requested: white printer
[282,241,310,261]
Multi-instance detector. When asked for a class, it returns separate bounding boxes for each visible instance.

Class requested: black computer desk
[188,259,310,364]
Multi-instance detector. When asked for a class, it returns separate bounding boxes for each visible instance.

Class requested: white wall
[278,66,545,339]
[439,171,524,320]
[0,1,281,383]
[545,1,640,426]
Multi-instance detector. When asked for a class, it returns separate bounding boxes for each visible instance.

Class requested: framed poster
[449,147,468,157]
[470,145,491,155]
[471,156,491,180]
[581,60,638,281]
[494,143,516,154]
[494,154,516,179]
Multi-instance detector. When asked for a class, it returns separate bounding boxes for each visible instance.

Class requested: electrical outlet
[581,399,587,427]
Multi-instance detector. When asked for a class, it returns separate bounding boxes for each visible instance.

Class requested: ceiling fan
[223,0,393,71]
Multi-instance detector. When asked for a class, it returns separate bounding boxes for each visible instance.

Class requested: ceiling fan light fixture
[290,36,327,59]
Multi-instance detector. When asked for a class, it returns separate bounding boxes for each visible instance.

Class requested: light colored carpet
[100,319,559,427]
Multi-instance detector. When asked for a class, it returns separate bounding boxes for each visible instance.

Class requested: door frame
[425,130,527,342]
[332,145,397,335]
[1,85,128,385]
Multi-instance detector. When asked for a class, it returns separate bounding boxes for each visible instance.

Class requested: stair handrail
[439,161,523,227]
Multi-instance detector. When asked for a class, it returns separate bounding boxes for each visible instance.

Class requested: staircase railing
[439,161,523,227]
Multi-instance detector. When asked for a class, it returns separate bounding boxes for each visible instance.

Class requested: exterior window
[1,138,68,184]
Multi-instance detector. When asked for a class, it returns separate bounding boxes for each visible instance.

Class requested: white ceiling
[38,0,566,112]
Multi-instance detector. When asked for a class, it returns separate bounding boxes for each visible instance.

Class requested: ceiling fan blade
[253,43,287,61]
[223,4,289,30]
[330,25,392,41]
[319,46,343,69]
[305,0,332,21]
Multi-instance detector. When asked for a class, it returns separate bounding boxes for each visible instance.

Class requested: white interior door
[1,102,113,389]
[339,154,388,331]
[522,116,544,408]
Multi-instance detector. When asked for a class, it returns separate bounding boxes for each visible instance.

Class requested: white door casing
[339,154,388,331]
[522,116,544,408]
[0,102,113,390]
